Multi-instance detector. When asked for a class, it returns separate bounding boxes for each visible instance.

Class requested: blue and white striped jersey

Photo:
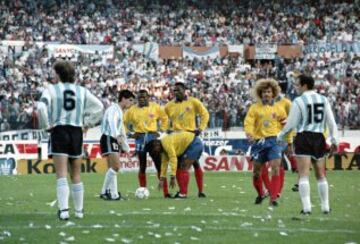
[100,103,126,139]
[37,82,104,129]
[278,90,338,144]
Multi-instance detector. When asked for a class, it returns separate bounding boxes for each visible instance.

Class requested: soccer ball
[135,187,150,199]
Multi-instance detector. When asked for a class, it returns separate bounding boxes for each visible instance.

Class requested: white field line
[0,223,358,234]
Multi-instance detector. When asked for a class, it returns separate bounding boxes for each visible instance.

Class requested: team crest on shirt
[271,113,277,119]
[263,120,270,127]
[148,113,155,119]
[185,106,192,112]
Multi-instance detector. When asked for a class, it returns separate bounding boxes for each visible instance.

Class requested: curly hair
[252,78,281,102]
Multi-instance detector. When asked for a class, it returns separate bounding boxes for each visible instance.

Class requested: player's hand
[158,177,165,190]
[285,143,293,155]
[193,129,202,136]
[170,176,176,189]
[329,144,337,157]
[246,134,255,144]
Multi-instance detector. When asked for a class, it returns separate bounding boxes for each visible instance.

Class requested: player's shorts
[100,134,120,156]
[179,137,203,162]
[48,125,83,158]
[135,132,158,153]
[250,136,284,164]
[294,131,326,160]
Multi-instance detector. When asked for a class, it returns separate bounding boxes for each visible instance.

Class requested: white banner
[183,46,220,60]
[255,43,277,59]
[228,45,244,56]
[46,43,114,60]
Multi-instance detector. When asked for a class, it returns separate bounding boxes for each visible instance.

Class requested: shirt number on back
[307,103,324,124]
[63,90,76,111]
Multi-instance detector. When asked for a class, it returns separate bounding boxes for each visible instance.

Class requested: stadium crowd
[0,0,359,132]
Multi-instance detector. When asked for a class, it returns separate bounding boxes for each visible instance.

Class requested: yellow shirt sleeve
[192,98,209,131]
[244,105,256,138]
[123,107,132,134]
[158,105,169,132]
[161,136,178,177]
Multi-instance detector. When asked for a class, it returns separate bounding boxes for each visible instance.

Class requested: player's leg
[99,135,122,200]
[69,157,84,218]
[268,157,281,206]
[193,161,206,197]
[253,161,266,204]
[149,150,170,198]
[260,162,271,195]
[138,151,147,187]
[313,157,330,213]
[297,156,312,214]
[54,155,70,220]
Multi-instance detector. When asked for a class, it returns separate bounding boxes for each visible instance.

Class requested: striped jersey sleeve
[101,103,124,138]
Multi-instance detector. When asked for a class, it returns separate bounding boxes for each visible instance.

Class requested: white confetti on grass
[82,230,90,234]
[241,222,253,227]
[191,226,202,232]
[121,238,132,243]
[45,225,51,229]
[279,232,288,236]
[65,236,75,241]
[142,208,151,211]
[184,207,191,211]
[59,232,66,237]
[109,210,116,215]
[138,235,143,239]
[28,222,34,228]
[165,232,173,236]
[154,234,162,238]
[113,234,119,237]
[46,200,57,207]
[190,236,200,241]
[254,232,259,237]
[92,224,103,229]
[105,238,115,242]
[200,220,207,224]
[168,206,175,210]
[64,222,75,227]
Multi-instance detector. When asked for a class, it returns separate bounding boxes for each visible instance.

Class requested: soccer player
[261,89,296,197]
[99,90,135,200]
[145,131,204,198]
[123,90,170,198]
[165,82,209,198]
[244,78,288,206]
[37,60,104,220]
[277,74,338,215]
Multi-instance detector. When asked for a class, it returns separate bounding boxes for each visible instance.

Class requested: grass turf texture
[0,171,359,243]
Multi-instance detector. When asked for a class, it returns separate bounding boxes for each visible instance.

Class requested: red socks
[138,172,146,187]
[176,169,189,195]
[289,155,297,172]
[157,172,169,196]
[194,167,204,193]
[270,174,281,201]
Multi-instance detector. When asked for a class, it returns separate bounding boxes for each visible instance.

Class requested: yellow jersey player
[145,131,204,198]
[244,78,288,206]
[165,82,209,198]
[124,90,170,198]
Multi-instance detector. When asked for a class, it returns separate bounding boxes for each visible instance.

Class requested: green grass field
[0,171,359,244]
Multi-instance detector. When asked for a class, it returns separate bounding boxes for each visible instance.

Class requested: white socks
[101,168,118,198]
[317,178,330,212]
[299,176,311,212]
[57,177,69,211]
[71,182,84,212]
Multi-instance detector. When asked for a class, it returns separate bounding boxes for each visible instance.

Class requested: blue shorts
[179,137,203,162]
[250,137,285,164]
[135,133,158,153]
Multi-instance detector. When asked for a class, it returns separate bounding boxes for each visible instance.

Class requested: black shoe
[164,193,173,199]
[198,192,206,198]
[270,200,279,207]
[323,209,331,214]
[254,195,265,204]
[292,184,299,192]
[58,209,70,221]
[300,210,311,215]
[100,189,111,200]
[174,192,187,199]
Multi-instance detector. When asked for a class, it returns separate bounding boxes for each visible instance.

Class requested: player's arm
[160,153,169,178]
[324,99,339,146]
[123,108,132,134]
[277,101,301,141]
[164,103,173,133]
[161,140,178,177]
[37,89,51,129]
[244,105,256,141]
[83,89,104,128]
[194,98,209,132]
[158,105,169,132]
